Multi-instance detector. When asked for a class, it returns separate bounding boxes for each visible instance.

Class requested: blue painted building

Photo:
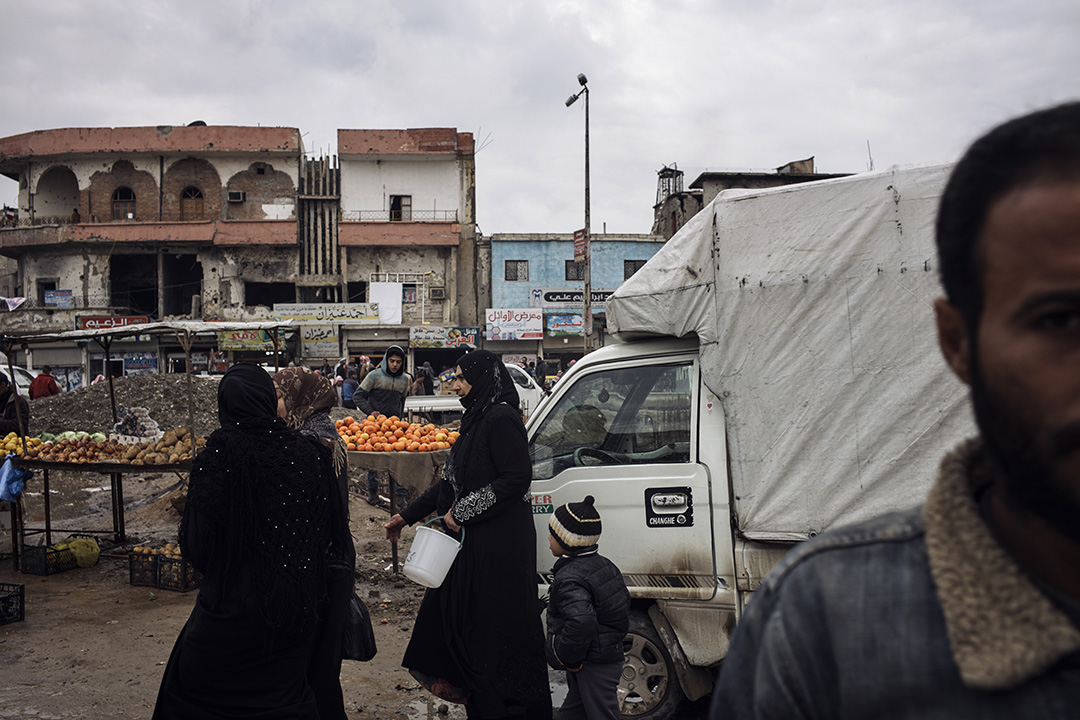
[485,232,665,371]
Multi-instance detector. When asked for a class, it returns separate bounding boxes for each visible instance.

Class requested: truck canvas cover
[607,164,975,541]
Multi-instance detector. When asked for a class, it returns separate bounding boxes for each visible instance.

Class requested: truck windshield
[530,362,692,480]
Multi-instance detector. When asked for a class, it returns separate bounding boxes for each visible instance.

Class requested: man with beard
[711,103,1080,718]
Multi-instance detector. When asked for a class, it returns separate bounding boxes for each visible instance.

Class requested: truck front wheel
[619,610,685,719]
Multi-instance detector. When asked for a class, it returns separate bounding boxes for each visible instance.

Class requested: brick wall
[225,163,295,220]
[86,160,158,222]
[161,158,223,221]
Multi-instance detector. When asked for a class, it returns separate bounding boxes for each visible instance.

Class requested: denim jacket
[711,439,1080,719]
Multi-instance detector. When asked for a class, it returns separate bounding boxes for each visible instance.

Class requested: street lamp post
[566,73,594,353]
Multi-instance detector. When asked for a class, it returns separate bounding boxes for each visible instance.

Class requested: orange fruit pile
[336,415,460,452]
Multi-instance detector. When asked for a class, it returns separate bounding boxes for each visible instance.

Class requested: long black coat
[400,403,552,719]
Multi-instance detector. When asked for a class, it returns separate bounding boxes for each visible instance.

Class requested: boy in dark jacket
[546,495,630,720]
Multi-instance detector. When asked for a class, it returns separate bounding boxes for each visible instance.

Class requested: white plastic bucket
[402,523,463,588]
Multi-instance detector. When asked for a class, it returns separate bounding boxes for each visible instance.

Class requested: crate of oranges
[336,415,459,453]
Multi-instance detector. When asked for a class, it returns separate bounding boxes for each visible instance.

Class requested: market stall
[1,320,296,573]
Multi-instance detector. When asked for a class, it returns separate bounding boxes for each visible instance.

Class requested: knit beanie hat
[549,495,602,554]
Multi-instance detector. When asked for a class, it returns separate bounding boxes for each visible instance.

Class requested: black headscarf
[444,351,520,487]
[183,362,333,639]
[218,363,278,427]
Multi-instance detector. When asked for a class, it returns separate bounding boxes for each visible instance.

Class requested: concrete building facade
[485,232,665,375]
[0,124,478,383]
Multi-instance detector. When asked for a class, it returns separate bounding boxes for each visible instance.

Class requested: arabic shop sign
[75,315,151,342]
[76,315,150,331]
[299,324,339,358]
[217,329,277,351]
[486,309,543,341]
[273,303,380,324]
[528,287,617,309]
[545,313,583,337]
[409,326,480,349]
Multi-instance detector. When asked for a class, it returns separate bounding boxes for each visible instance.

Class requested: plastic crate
[157,554,201,592]
[0,582,24,625]
[20,544,79,576]
[128,553,158,587]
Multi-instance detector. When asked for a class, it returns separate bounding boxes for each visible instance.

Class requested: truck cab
[529,337,732,718]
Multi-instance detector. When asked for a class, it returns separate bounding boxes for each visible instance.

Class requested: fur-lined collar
[922,438,1080,689]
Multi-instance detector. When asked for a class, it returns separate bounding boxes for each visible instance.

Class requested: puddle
[402,669,567,719]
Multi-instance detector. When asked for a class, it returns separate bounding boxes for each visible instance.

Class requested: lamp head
[577,73,588,86]
[565,94,579,107]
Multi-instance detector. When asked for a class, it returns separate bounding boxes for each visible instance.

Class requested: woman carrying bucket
[385,350,552,719]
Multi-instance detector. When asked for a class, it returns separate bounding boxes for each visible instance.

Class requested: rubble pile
[27,374,221,437]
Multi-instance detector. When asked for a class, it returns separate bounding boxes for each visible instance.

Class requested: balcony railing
[341,210,459,223]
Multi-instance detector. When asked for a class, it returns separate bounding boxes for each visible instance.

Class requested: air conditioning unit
[430,287,446,300]
[227,191,246,203]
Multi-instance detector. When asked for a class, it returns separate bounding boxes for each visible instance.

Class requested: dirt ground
[0,463,563,720]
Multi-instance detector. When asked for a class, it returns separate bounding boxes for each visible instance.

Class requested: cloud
[2,0,1078,234]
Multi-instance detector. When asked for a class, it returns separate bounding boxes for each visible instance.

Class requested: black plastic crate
[0,582,24,625]
[157,554,201,592]
[128,553,158,587]
[20,544,78,576]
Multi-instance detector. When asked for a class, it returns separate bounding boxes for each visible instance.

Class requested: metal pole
[583,84,594,353]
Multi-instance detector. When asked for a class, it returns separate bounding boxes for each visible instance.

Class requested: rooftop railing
[341,210,459,223]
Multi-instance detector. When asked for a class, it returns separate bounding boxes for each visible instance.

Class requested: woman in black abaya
[385,350,552,719]
[274,366,357,720]
[153,363,347,719]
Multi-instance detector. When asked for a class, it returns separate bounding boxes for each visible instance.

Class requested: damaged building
[0,124,478,382]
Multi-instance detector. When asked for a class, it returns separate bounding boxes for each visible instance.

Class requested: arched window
[180,186,204,221]
[112,187,136,220]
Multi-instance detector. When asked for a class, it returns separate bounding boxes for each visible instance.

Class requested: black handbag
[342,591,377,661]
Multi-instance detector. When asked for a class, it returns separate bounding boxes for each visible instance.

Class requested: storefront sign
[122,354,157,375]
[217,329,276,351]
[409,326,480,349]
[300,324,339,358]
[44,289,73,308]
[273,303,380,324]
[545,313,583,337]
[529,288,616,309]
[76,315,150,331]
[486,309,543,341]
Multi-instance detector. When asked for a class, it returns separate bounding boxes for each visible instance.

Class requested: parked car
[0,353,38,395]
[403,362,546,424]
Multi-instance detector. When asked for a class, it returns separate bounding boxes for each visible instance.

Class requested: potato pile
[131,542,182,558]
[27,426,206,465]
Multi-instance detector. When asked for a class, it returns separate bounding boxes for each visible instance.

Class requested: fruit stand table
[348,448,451,572]
[7,458,189,573]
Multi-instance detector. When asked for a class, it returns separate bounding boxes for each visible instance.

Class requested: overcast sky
[2,0,1077,235]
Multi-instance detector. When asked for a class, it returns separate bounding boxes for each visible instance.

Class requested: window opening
[530,362,693,480]
[624,260,647,279]
[36,278,58,307]
[180,186,204,221]
[505,260,529,282]
[112,187,136,220]
[565,260,585,281]
[389,195,412,222]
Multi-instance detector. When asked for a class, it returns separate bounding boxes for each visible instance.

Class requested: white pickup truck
[527,164,975,718]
